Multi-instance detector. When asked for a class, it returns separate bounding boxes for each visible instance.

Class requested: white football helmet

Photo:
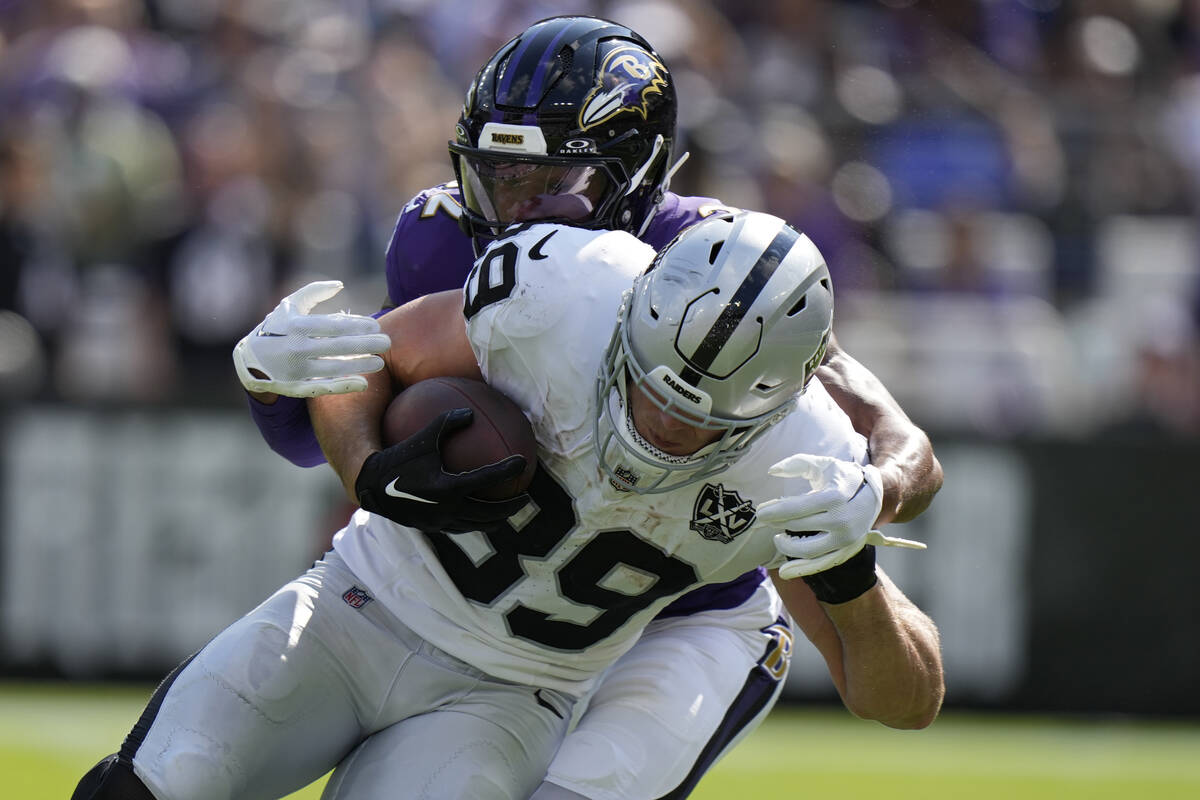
[595,211,834,493]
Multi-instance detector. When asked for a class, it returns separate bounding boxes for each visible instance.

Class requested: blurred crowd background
[3,0,1200,714]
[2,0,1199,437]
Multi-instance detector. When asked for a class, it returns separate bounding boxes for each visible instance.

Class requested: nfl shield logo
[609,465,641,492]
[342,586,373,609]
[690,484,756,544]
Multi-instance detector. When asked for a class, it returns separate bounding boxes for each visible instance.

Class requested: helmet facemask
[594,300,798,494]
[450,129,627,235]
[449,16,677,247]
[593,212,835,495]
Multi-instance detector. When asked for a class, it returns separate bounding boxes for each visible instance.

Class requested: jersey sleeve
[384,183,478,307]
[465,225,655,451]
[244,395,327,467]
[246,183,477,468]
[640,192,740,251]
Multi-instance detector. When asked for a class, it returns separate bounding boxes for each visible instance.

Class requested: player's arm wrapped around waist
[756,454,925,604]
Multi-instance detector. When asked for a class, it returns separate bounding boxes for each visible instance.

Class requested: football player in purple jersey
[165,15,942,800]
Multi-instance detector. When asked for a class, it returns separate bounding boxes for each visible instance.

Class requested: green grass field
[10,681,1200,799]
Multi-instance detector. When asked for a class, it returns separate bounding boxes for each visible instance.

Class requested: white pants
[323,580,792,800]
[132,552,571,800]
[128,553,791,799]
[544,580,791,800]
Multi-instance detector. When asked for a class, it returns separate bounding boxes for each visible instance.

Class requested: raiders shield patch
[690,483,756,544]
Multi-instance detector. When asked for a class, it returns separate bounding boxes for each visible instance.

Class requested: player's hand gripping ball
[355,377,537,533]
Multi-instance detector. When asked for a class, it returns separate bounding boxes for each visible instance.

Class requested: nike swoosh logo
[528,230,556,260]
[384,480,436,503]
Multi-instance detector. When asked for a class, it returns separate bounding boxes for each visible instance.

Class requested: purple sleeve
[639,192,735,250]
[385,183,478,306]
[245,395,327,467]
[246,183,478,468]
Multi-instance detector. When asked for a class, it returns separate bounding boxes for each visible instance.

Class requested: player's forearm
[248,388,279,405]
[772,572,849,698]
[817,340,942,525]
[822,570,944,729]
[865,416,942,525]
[309,368,393,501]
[246,394,329,468]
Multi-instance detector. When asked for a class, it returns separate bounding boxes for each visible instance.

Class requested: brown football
[382,376,537,500]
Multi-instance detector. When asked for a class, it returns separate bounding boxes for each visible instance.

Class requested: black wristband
[802,545,878,604]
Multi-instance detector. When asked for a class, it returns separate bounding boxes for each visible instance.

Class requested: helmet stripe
[522,25,576,108]
[681,225,800,374]
[495,36,533,108]
[498,18,599,111]
[518,23,575,126]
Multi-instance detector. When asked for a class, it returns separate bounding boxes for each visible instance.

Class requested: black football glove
[354,407,531,533]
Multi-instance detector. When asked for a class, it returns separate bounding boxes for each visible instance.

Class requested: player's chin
[647,432,703,457]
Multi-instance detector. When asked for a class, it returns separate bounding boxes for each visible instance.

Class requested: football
[382,376,537,500]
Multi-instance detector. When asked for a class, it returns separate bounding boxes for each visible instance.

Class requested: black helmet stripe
[497,17,606,111]
[680,225,800,376]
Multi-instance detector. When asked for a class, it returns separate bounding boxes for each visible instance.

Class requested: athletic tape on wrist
[802,544,878,604]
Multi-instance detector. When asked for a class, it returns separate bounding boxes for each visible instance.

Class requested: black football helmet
[449,16,678,242]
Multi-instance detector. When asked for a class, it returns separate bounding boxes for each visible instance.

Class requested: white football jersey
[333,224,866,696]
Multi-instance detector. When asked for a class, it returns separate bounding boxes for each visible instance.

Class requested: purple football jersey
[384,183,478,307]
[382,183,736,306]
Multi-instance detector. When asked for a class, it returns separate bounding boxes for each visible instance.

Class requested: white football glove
[233,281,391,398]
[756,454,925,581]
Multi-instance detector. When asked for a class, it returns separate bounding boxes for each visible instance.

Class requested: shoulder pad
[466,224,652,341]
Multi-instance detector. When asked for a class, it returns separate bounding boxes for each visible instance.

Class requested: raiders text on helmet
[595,212,835,493]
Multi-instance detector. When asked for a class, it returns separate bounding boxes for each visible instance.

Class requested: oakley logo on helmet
[560,138,599,154]
[578,45,668,131]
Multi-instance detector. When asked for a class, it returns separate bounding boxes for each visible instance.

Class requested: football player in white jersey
[72,212,941,800]
[192,16,942,800]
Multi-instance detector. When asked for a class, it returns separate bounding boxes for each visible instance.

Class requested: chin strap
[661,150,690,193]
[635,149,690,239]
[625,135,666,196]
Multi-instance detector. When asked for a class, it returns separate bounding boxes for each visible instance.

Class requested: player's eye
[474,160,540,180]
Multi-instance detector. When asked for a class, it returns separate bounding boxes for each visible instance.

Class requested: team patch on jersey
[758,620,794,681]
[342,585,374,609]
[690,483,756,543]
[577,45,668,131]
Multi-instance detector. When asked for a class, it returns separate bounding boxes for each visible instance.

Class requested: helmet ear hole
[708,241,724,264]
[555,46,574,72]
